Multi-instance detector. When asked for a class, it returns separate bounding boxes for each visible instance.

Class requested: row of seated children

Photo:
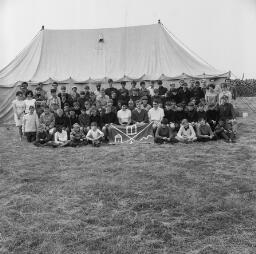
[155,117,236,144]
[22,105,236,148]
[22,105,104,147]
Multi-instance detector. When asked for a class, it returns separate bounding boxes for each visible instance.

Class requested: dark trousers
[25,132,36,142]
[69,139,88,147]
[197,136,217,142]
[216,131,235,141]
[154,137,179,144]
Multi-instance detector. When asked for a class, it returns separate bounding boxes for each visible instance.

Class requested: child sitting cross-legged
[196,117,217,142]
[69,123,88,147]
[34,124,51,146]
[86,122,104,147]
[176,118,197,143]
[214,119,236,143]
[154,118,178,144]
[52,126,69,147]
[44,126,69,147]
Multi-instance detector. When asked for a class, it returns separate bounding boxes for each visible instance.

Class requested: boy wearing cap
[86,122,104,147]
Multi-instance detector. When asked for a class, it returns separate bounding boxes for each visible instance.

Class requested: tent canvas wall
[0,22,229,124]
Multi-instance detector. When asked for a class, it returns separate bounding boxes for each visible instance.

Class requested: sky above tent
[0,0,255,78]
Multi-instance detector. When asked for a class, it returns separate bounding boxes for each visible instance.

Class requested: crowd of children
[12,78,237,147]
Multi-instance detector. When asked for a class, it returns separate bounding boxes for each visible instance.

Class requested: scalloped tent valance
[0,22,228,88]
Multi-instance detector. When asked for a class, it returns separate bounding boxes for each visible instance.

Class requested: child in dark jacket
[206,103,219,131]
[69,123,88,146]
[155,118,178,144]
[214,119,236,143]
[78,107,90,134]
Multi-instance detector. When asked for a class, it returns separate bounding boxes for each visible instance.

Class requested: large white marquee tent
[0,22,229,123]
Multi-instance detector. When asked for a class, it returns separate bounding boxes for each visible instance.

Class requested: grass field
[0,98,256,254]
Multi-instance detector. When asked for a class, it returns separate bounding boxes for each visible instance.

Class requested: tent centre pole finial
[41,25,45,30]
[158,19,161,24]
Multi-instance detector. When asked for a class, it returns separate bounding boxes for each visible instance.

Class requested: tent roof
[0,23,228,87]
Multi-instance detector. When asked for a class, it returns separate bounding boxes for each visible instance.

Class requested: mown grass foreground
[0,98,256,254]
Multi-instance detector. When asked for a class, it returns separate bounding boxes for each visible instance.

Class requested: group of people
[234,79,256,97]
[12,78,237,147]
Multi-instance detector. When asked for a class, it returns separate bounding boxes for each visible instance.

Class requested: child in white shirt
[176,119,197,143]
[86,122,104,147]
[22,106,39,142]
[54,126,69,147]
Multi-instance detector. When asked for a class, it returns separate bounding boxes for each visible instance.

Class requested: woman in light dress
[12,91,26,140]
[205,83,218,108]
[24,90,36,114]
